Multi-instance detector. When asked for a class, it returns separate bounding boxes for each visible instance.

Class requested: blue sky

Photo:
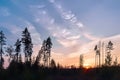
[0,0,120,67]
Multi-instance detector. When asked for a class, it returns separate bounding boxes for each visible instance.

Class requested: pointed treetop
[108,41,113,50]
[24,27,28,32]
[47,37,52,44]
[94,45,97,51]
[22,27,29,34]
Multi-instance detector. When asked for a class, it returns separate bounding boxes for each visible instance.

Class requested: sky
[0,0,120,67]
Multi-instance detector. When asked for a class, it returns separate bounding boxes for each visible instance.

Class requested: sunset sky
[0,0,120,67]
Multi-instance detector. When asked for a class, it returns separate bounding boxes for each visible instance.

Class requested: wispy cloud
[28,5,86,65]
[53,3,84,28]
[29,1,101,63]
[49,0,100,42]
[31,6,81,48]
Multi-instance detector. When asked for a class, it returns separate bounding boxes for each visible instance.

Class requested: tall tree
[36,37,52,67]
[94,44,100,67]
[0,31,6,68]
[105,41,113,66]
[22,28,33,63]
[46,37,52,67]
[15,39,21,62]
[79,54,84,68]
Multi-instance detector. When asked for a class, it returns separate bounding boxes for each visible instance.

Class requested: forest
[0,27,120,80]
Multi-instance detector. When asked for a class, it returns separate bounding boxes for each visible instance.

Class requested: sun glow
[84,63,91,69]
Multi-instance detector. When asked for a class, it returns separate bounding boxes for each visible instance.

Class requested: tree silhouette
[36,37,52,67]
[15,39,21,62]
[105,41,113,66]
[0,31,6,68]
[42,37,52,67]
[46,37,52,67]
[22,28,33,63]
[79,54,84,68]
[50,59,56,68]
[94,44,100,67]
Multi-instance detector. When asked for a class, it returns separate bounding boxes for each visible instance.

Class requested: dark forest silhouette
[0,28,120,80]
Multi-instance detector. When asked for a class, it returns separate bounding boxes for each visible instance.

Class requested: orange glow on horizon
[83,63,92,69]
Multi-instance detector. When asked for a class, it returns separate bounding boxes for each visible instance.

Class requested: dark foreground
[0,63,120,80]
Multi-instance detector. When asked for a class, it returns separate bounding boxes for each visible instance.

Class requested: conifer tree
[36,37,52,67]
[22,28,33,63]
[46,37,52,67]
[50,59,56,68]
[0,31,6,68]
[105,41,113,66]
[79,54,84,68]
[42,40,47,66]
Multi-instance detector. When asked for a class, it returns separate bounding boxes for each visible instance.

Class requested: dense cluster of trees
[0,27,56,70]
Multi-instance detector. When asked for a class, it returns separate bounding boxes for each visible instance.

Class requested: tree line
[0,28,120,80]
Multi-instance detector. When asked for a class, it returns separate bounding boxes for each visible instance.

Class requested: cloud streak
[49,0,100,41]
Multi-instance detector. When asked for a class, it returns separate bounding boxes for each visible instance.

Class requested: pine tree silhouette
[46,37,52,67]
[50,59,56,68]
[79,54,84,68]
[22,28,33,63]
[0,31,6,69]
[35,37,52,67]
[105,41,113,66]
